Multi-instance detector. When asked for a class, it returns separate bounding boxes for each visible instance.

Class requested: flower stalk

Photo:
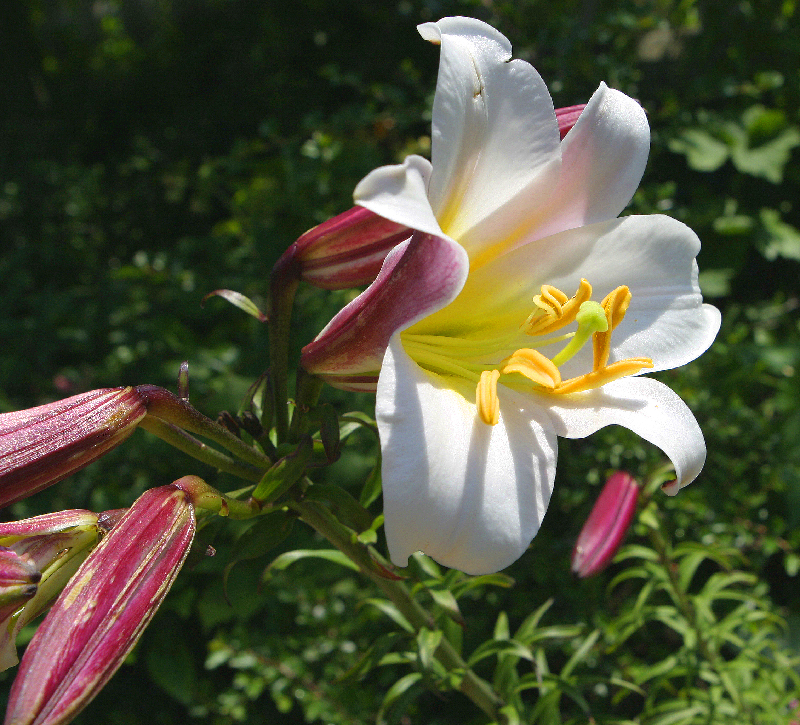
[289,497,504,722]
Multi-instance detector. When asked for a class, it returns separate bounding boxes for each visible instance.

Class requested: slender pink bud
[0,388,148,508]
[555,104,586,139]
[277,206,412,290]
[571,472,639,578]
[0,510,103,671]
[5,482,197,725]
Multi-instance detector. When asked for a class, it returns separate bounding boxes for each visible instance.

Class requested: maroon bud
[277,206,412,290]
[571,472,639,578]
[0,511,102,671]
[4,483,196,725]
[0,388,148,508]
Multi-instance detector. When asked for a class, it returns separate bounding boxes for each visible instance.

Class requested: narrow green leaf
[362,598,414,633]
[427,587,464,627]
[514,598,554,645]
[494,611,510,640]
[451,573,515,599]
[304,483,373,533]
[263,548,359,582]
[251,436,313,503]
[223,510,295,593]
[338,632,405,683]
[359,457,382,508]
[561,629,600,678]
[376,673,422,725]
[202,289,268,322]
[467,639,533,667]
[416,627,443,672]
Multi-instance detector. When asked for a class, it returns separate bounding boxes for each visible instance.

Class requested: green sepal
[251,436,313,504]
[303,483,372,533]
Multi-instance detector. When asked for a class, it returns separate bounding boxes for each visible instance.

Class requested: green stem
[139,417,265,483]
[289,369,325,442]
[172,475,264,519]
[140,386,274,469]
[269,251,301,444]
[289,498,504,722]
[647,519,756,724]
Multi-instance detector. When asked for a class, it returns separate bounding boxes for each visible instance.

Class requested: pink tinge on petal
[555,104,586,139]
[571,471,639,578]
[279,206,412,290]
[301,232,468,390]
[4,484,195,725]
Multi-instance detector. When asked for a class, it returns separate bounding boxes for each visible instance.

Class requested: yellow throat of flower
[400,279,654,427]
[475,280,653,425]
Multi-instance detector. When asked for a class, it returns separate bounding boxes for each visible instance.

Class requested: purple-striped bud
[571,472,639,578]
[555,104,586,139]
[277,206,412,290]
[0,511,103,671]
[0,388,149,508]
[5,481,198,725]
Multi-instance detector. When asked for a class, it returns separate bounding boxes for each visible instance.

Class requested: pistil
[474,281,654,426]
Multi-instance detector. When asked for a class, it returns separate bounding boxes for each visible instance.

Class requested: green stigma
[550,301,608,367]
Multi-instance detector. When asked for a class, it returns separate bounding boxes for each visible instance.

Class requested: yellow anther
[593,286,633,370]
[476,369,501,425]
[603,286,632,330]
[554,357,654,395]
[523,279,593,336]
[501,348,562,389]
[533,285,569,315]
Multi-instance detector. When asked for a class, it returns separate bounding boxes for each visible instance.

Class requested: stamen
[593,286,632,370]
[554,358,654,395]
[476,370,501,425]
[501,349,561,389]
[523,280,592,336]
[550,301,608,367]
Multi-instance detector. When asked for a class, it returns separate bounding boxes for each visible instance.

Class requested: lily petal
[377,336,557,575]
[416,215,719,379]
[418,17,562,256]
[354,155,443,239]
[541,376,706,493]
[518,82,650,244]
[302,233,468,390]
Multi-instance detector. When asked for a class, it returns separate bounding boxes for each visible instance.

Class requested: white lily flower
[302,17,720,574]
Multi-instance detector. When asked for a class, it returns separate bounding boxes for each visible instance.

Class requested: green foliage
[2,0,800,723]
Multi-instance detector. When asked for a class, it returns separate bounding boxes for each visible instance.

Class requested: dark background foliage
[2,0,799,722]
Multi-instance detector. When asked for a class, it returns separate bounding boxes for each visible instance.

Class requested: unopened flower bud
[0,548,40,607]
[0,388,148,508]
[555,104,586,139]
[0,510,103,671]
[5,482,197,725]
[571,472,639,578]
[277,205,412,290]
